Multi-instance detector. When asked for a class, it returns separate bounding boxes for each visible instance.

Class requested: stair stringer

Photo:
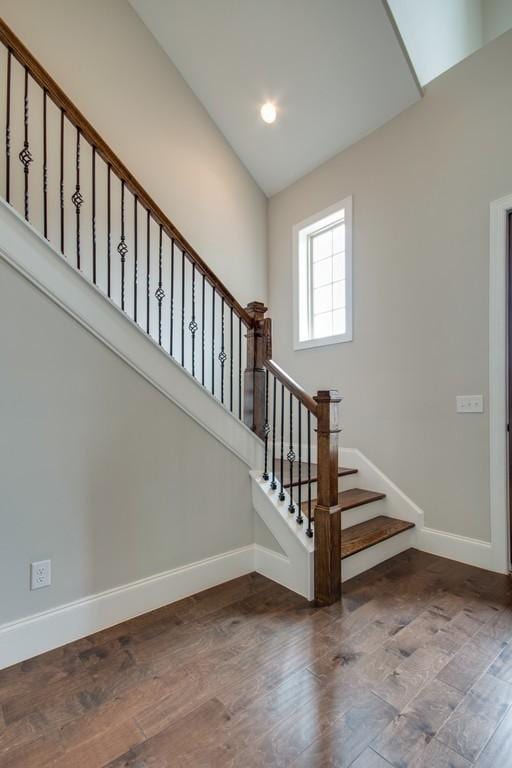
[250,471,314,600]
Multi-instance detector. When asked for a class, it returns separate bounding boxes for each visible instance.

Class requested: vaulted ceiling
[129,0,422,196]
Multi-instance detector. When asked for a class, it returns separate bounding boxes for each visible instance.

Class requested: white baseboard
[417,527,501,573]
[0,545,255,671]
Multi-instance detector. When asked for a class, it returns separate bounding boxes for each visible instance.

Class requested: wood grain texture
[302,488,386,517]
[1,551,512,768]
[341,516,415,559]
[283,463,357,489]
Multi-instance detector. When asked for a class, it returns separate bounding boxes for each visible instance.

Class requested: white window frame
[292,196,353,351]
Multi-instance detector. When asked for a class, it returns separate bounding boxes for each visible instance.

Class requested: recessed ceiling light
[260,102,277,124]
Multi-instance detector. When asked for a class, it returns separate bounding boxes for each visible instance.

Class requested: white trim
[0,545,255,671]
[0,200,262,470]
[417,527,495,572]
[292,196,353,351]
[489,194,512,573]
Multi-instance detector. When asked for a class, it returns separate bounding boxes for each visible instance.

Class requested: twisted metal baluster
[19,67,32,221]
[306,412,313,537]
[296,401,303,524]
[42,90,47,238]
[279,383,285,501]
[92,147,96,283]
[59,109,64,253]
[146,209,150,334]
[71,127,83,269]
[107,164,111,296]
[238,316,242,420]
[169,238,175,356]
[287,392,296,513]
[181,249,186,366]
[5,49,11,203]
[133,195,138,322]
[155,224,164,345]
[230,308,234,412]
[219,297,226,403]
[201,274,206,385]
[211,287,216,396]
[270,376,277,490]
[189,262,197,377]
[118,179,127,310]
[262,369,270,481]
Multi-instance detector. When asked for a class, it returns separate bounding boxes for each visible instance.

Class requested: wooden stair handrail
[264,359,318,416]
[0,18,253,328]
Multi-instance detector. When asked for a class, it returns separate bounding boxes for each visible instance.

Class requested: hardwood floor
[1,549,512,767]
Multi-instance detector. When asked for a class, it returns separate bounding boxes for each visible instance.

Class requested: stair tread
[341,515,415,559]
[282,463,357,488]
[301,487,385,515]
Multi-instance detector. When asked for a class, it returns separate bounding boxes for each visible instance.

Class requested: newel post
[243,301,269,439]
[314,389,342,606]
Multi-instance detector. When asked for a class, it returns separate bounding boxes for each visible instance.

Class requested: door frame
[490,193,512,573]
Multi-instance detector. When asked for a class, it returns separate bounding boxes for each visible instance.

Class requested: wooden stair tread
[301,487,385,515]
[282,463,357,488]
[341,516,415,559]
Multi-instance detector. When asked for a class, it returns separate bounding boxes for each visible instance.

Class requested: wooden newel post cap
[314,389,342,404]
[244,301,268,322]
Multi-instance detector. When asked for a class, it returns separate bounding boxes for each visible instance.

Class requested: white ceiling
[129,0,422,196]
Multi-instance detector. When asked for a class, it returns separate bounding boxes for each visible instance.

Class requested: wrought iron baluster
[270,376,277,489]
[5,48,11,203]
[263,369,270,480]
[287,392,296,513]
[133,195,138,321]
[146,209,150,334]
[19,67,32,221]
[118,179,127,310]
[219,297,226,403]
[71,127,83,269]
[238,316,242,420]
[189,262,197,377]
[211,287,216,396]
[230,308,234,412]
[170,238,175,355]
[296,401,303,524]
[306,411,313,537]
[59,109,64,254]
[42,89,47,238]
[201,274,206,385]
[155,224,164,345]
[279,383,285,501]
[107,164,111,296]
[91,147,96,283]
[181,249,185,366]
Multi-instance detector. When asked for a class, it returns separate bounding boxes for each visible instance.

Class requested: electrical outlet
[30,559,51,590]
[456,395,484,413]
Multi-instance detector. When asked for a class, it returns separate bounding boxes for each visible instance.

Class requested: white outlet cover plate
[456,395,484,413]
[30,559,51,590]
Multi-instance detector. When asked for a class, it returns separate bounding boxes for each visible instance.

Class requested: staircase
[0,18,416,607]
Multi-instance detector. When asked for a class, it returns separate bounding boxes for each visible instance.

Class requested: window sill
[294,332,352,351]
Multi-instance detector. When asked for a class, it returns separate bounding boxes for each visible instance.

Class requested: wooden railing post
[243,301,268,438]
[314,389,342,606]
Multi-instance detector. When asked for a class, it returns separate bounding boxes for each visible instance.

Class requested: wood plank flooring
[1,549,512,767]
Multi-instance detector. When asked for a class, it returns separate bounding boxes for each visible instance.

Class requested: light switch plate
[456,395,483,413]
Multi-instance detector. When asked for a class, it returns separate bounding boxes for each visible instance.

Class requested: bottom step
[341,516,415,559]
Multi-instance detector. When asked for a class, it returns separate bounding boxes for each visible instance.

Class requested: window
[293,197,352,350]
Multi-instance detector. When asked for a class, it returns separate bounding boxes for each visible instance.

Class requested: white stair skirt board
[0,545,256,671]
[0,200,263,470]
[250,472,314,600]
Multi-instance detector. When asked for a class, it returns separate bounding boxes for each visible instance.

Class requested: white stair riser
[341,528,416,582]
[341,498,387,529]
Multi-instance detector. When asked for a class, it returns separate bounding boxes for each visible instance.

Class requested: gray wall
[268,30,512,542]
[0,0,267,307]
[0,260,258,625]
